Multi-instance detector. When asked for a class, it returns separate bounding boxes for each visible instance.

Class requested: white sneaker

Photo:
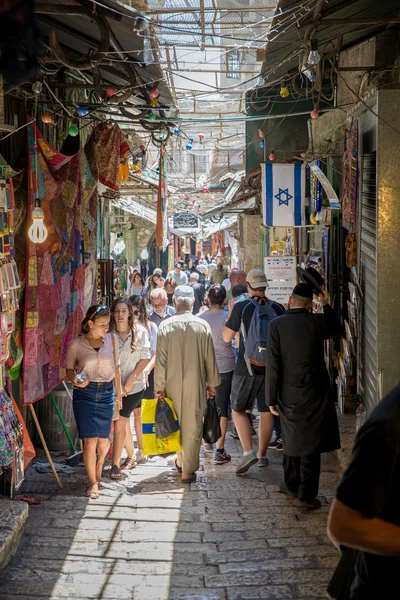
[135,450,146,464]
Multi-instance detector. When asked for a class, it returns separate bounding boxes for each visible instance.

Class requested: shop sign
[173,212,199,229]
[267,280,296,304]
[264,256,296,281]
[309,162,340,209]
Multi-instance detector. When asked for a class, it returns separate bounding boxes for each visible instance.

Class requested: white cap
[174,285,195,300]
[153,268,162,275]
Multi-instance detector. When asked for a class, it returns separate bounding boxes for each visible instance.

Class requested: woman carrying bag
[66,305,123,499]
[109,297,150,478]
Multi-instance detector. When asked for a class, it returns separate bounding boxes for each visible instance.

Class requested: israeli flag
[261,163,305,227]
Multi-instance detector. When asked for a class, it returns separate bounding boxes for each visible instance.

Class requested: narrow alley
[0,425,341,600]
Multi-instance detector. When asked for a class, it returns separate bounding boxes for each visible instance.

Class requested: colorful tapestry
[156,146,169,251]
[22,123,97,405]
[84,123,130,191]
[342,121,358,233]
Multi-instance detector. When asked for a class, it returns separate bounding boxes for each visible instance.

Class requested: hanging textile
[156,146,169,251]
[261,163,305,227]
[84,123,130,191]
[0,389,23,467]
[342,121,358,233]
[22,122,96,405]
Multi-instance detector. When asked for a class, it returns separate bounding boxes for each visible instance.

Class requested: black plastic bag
[202,397,221,444]
[327,546,358,600]
[155,398,179,439]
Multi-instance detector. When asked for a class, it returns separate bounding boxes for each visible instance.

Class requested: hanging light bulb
[141,247,149,260]
[174,126,180,135]
[269,150,275,161]
[41,113,53,124]
[106,85,116,97]
[186,139,193,150]
[150,98,159,107]
[308,40,320,65]
[77,106,89,117]
[199,133,205,143]
[113,233,125,255]
[258,130,265,138]
[310,108,320,119]
[28,199,48,244]
[259,141,265,148]
[68,123,79,136]
[32,81,43,94]
[257,75,265,87]
[149,87,159,99]
[148,112,156,121]
[280,85,290,98]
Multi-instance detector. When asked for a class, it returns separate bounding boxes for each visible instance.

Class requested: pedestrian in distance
[327,384,400,599]
[164,277,177,306]
[109,298,150,478]
[266,283,342,509]
[199,284,235,464]
[130,295,158,428]
[188,271,205,315]
[149,288,175,327]
[211,262,228,285]
[66,305,123,499]
[154,285,220,483]
[223,269,285,475]
[127,271,146,297]
[167,262,188,286]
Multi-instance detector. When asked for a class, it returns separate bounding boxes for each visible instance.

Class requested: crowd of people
[66,256,342,509]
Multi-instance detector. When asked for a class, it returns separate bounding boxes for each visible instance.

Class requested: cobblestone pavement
[0,421,341,600]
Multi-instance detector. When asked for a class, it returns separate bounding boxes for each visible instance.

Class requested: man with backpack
[223,269,285,475]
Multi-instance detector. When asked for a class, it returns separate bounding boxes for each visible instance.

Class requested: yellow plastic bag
[142,398,181,455]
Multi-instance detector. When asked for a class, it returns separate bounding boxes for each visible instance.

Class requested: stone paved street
[0,422,341,600]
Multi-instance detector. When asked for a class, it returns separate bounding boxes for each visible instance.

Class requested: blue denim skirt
[73,382,114,439]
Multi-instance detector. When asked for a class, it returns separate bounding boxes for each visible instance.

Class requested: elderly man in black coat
[266,283,342,509]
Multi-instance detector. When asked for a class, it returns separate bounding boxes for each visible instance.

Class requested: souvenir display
[0,388,23,468]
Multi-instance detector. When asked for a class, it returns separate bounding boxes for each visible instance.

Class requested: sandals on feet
[110,465,122,479]
[182,474,196,484]
[174,458,182,474]
[86,483,100,499]
[120,457,136,471]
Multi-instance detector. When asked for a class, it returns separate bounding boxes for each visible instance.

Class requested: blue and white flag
[261,163,305,227]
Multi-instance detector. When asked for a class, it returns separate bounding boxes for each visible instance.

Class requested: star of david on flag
[261,163,305,227]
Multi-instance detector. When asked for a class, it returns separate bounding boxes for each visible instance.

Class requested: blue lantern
[186,140,193,150]
[259,141,265,148]
[174,126,180,135]
[77,106,89,117]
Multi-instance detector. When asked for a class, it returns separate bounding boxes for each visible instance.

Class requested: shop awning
[113,196,156,224]
[202,214,238,239]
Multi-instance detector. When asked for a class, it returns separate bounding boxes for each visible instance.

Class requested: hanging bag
[155,398,179,438]
[202,396,221,444]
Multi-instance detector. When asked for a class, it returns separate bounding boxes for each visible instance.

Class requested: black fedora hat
[296,266,325,295]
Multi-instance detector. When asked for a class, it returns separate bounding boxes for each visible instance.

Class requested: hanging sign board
[267,280,296,304]
[264,256,296,281]
[173,212,199,230]
[309,162,340,209]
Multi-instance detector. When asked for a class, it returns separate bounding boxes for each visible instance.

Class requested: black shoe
[279,482,297,498]
[269,436,283,450]
[300,498,322,510]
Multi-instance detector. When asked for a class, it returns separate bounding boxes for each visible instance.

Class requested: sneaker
[235,451,258,475]
[134,450,146,464]
[229,427,240,440]
[213,450,231,465]
[202,441,214,453]
[300,498,322,510]
[269,436,283,450]
[279,482,297,498]
[257,456,269,468]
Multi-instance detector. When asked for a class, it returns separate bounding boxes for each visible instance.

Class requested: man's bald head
[229,269,246,286]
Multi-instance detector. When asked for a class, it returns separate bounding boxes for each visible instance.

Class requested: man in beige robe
[154,285,221,482]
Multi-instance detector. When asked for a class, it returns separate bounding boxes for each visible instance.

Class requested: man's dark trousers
[283,454,321,501]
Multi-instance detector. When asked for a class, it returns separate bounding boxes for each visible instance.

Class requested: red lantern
[189,202,195,207]
[210,196,215,201]
[269,151,275,161]
[199,133,205,143]
[139,145,145,152]
[198,207,202,213]
[310,108,320,119]
[149,87,159,100]
[258,130,265,138]
[106,85,116,97]
[202,186,209,192]
[41,113,53,124]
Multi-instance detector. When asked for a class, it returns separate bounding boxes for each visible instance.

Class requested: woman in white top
[110,297,150,477]
[129,294,157,403]
[127,271,146,297]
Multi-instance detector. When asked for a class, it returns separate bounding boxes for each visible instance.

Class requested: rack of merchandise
[0,164,24,490]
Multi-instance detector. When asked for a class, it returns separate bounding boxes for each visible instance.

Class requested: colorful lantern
[41,113,53,124]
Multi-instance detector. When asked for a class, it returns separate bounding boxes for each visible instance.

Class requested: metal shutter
[358,152,377,412]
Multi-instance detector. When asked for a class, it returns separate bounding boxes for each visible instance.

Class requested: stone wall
[239,214,262,272]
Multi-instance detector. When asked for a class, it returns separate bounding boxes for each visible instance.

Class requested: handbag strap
[111,334,122,396]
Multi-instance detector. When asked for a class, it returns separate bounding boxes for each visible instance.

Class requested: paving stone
[268,569,333,585]
[207,548,285,565]
[205,573,272,588]
[168,590,226,600]
[294,582,330,598]
[218,539,268,552]
[118,528,201,543]
[246,528,310,540]
[203,532,246,543]
[267,536,320,548]
[218,557,315,574]
[317,555,340,569]
[286,545,338,558]
[211,519,300,532]
[226,585,293,599]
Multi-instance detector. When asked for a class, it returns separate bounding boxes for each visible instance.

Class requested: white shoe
[135,450,146,464]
